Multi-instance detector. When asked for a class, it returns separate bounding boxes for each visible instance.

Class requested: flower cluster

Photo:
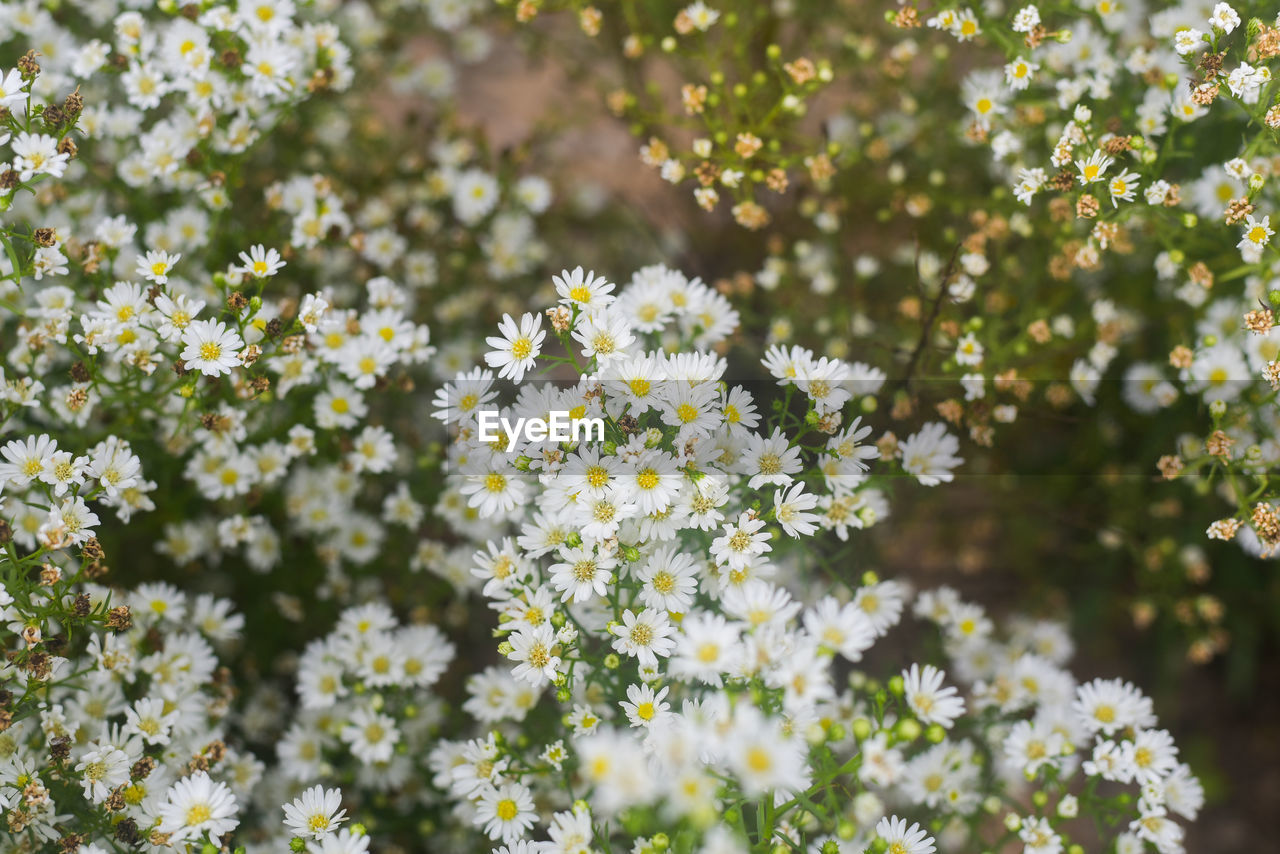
[1,0,1250,850]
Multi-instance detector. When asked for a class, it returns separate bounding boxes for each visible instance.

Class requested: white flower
[902,663,966,728]
[1019,816,1062,854]
[236,244,287,278]
[876,815,936,854]
[485,312,545,382]
[1011,6,1040,33]
[283,784,347,840]
[1208,3,1240,33]
[124,697,178,745]
[610,608,676,668]
[75,745,131,803]
[508,624,562,685]
[773,482,820,537]
[181,319,245,377]
[340,706,400,764]
[899,422,963,486]
[0,68,26,109]
[137,250,181,285]
[475,782,536,844]
[453,168,500,224]
[12,132,70,181]
[684,1,720,31]
[157,771,240,846]
[1173,28,1205,55]
[554,266,616,309]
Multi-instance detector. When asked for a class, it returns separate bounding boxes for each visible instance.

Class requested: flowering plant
[2,0,1272,851]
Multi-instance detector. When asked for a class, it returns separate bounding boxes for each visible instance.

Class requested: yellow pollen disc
[186,804,212,825]
[745,747,772,773]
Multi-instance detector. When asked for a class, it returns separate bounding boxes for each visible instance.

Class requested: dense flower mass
[0,0,1275,852]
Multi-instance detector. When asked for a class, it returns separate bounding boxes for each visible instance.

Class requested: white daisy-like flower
[181,319,245,377]
[236,244,287,278]
[282,784,347,840]
[902,663,966,728]
[484,312,545,382]
[137,249,181,285]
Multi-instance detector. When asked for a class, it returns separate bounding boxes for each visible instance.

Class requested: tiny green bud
[497,641,514,656]
[887,675,905,696]
[895,718,922,742]
[661,36,676,53]
[852,717,873,741]
[925,724,946,743]
[603,653,620,669]
[1004,813,1023,832]
[621,544,641,562]
[766,44,781,60]
[289,840,306,854]
[652,833,669,851]
[1032,790,1049,808]
[732,83,747,98]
